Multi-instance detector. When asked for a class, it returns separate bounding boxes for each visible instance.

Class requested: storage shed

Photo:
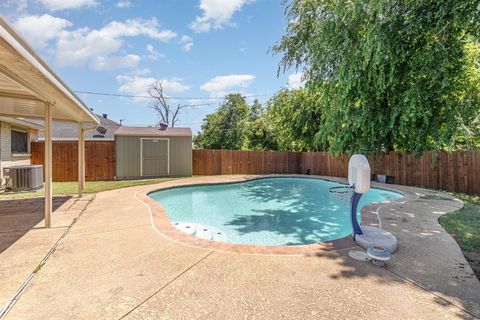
[115,125,192,179]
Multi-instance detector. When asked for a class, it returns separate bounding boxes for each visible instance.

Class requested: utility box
[3,165,43,191]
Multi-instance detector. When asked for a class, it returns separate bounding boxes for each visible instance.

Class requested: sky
[1,0,305,133]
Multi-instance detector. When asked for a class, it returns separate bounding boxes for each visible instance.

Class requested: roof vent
[159,122,168,130]
[102,113,108,119]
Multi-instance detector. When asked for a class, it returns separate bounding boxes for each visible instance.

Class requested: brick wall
[0,122,37,186]
[0,121,10,161]
[0,121,11,185]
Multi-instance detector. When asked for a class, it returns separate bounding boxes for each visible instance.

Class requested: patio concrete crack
[0,195,96,320]
[118,250,215,319]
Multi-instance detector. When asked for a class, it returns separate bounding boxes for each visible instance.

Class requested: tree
[246,100,279,150]
[194,93,250,149]
[273,0,480,155]
[451,40,480,150]
[148,80,188,127]
[266,88,324,151]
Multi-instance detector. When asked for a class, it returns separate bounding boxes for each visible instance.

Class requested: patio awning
[0,15,99,124]
[0,15,98,229]
[0,116,43,130]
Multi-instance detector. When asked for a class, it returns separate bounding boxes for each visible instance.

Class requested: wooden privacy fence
[193,149,480,195]
[29,143,480,195]
[31,141,115,181]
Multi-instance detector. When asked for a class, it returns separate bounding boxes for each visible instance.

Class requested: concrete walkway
[0,195,93,311]
[1,176,479,319]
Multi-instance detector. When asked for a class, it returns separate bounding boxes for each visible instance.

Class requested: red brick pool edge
[137,175,418,255]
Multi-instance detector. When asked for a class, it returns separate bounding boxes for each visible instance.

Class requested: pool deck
[1,175,479,319]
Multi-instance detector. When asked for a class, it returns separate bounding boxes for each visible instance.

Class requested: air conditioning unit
[3,165,44,191]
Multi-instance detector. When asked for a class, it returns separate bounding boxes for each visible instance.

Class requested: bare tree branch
[171,103,188,127]
[148,80,189,127]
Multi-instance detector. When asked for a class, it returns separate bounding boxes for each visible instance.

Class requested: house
[34,113,120,141]
[0,116,43,186]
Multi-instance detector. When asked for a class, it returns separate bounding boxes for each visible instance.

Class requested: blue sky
[2,0,304,132]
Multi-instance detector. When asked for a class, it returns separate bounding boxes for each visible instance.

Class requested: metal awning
[0,116,43,130]
[0,15,99,124]
[0,15,97,230]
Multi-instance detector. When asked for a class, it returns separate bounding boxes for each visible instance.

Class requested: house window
[11,129,28,154]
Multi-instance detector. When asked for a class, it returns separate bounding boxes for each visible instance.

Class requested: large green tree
[194,96,280,150]
[452,40,480,150]
[265,88,324,151]
[273,0,480,154]
[245,99,284,150]
[194,93,250,149]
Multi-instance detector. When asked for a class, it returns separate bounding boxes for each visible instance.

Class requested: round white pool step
[195,224,214,240]
[172,222,196,235]
[172,222,228,242]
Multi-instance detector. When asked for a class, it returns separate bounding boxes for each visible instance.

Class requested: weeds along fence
[193,149,480,195]
[31,141,115,182]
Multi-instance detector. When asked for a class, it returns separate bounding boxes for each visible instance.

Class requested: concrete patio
[1,176,479,319]
[0,196,94,309]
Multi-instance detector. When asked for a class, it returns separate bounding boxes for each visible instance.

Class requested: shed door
[142,139,169,176]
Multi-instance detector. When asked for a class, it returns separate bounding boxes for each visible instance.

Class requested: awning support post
[78,124,85,197]
[44,102,52,228]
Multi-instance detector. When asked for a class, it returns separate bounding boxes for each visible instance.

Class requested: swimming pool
[148,177,402,246]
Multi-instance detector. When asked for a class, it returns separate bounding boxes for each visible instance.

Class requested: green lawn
[439,194,480,279]
[0,178,174,199]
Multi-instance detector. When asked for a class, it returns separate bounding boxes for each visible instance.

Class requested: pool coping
[137,175,419,255]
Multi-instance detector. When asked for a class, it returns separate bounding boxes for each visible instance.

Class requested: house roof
[0,15,99,124]
[115,126,192,137]
[0,116,43,130]
[34,114,121,141]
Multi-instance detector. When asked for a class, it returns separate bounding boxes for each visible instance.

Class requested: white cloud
[95,18,176,41]
[115,0,132,8]
[13,15,176,70]
[54,18,176,67]
[145,44,165,60]
[190,0,253,33]
[39,0,97,11]
[287,72,305,89]
[200,74,255,97]
[179,35,193,52]
[91,54,140,70]
[132,68,151,76]
[116,75,190,101]
[14,14,72,49]
[5,0,29,12]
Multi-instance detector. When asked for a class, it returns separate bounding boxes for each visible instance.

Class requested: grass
[0,178,174,199]
[439,193,480,279]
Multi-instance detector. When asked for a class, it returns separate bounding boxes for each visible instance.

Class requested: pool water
[148,177,402,246]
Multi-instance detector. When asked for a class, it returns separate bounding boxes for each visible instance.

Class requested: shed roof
[115,126,192,137]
